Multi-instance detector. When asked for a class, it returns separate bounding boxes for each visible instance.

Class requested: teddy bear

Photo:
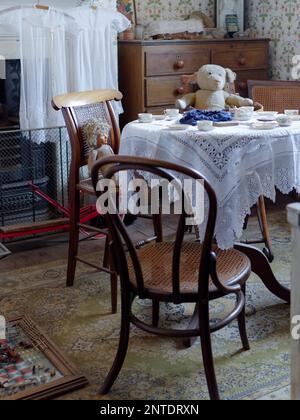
[175,64,253,111]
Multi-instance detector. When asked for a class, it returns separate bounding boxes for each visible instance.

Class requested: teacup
[284,109,299,117]
[164,109,180,119]
[197,120,214,132]
[276,114,292,126]
[235,106,255,121]
[138,113,153,123]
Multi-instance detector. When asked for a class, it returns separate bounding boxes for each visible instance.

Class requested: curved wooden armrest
[210,252,241,295]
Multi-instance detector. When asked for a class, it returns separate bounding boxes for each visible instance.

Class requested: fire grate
[0,126,71,241]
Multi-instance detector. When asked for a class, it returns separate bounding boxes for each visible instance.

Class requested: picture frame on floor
[0,315,88,400]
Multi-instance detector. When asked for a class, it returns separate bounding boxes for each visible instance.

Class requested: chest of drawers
[118,39,270,126]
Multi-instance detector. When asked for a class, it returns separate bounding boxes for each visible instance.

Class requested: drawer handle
[175,60,185,69]
[238,82,247,90]
[176,86,184,95]
[238,57,246,66]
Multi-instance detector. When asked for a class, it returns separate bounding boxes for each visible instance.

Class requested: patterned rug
[0,211,292,400]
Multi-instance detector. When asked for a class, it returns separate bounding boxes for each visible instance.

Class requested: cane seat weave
[128,242,251,296]
[252,86,300,114]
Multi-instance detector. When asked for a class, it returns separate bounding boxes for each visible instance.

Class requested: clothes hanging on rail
[0,6,78,130]
[0,5,130,132]
[69,6,130,114]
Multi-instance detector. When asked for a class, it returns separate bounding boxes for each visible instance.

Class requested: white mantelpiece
[287,203,300,400]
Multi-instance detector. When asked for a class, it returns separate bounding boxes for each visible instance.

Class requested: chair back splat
[92,156,217,303]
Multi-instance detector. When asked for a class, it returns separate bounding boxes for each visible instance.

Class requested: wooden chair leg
[103,235,110,269]
[237,284,250,351]
[66,190,80,288]
[257,195,274,263]
[199,304,220,400]
[100,292,131,395]
[108,236,118,314]
[153,214,163,242]
[110,270,118,315]
[152,300,160,327]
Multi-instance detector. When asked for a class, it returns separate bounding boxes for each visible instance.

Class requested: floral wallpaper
[80,0,300,81]
[134,0,215,25]
[247,0,300,80]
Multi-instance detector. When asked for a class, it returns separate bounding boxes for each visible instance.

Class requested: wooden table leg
[234,243,290,304]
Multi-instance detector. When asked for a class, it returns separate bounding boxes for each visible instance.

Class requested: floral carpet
[0,211,291,400]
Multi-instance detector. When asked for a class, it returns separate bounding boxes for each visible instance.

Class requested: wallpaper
[134,0,215,25]
[247,0,300,80]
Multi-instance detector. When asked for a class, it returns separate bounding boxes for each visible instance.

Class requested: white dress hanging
[0,6,78,131]
[69,6,130,114]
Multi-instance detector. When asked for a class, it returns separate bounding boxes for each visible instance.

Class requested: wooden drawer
[145,48,210,76]
[145,76,184,107]
[212,47,268,71]
[146,106,169,115]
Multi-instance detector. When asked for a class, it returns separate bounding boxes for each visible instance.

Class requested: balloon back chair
[52,89,123,313]
[92,156,251,400]
[248,80,300,113]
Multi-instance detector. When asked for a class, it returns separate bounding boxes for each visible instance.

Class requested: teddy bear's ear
[225,68,237,83]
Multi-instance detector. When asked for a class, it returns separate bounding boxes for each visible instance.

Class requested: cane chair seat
[127,242,251,297]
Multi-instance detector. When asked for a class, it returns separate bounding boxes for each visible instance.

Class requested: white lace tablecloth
[120,119,300,249]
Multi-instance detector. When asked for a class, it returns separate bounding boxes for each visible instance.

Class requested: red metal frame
[0,182,99,241]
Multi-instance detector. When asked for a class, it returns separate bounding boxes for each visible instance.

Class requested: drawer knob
[175,60,185,69]
[176,86,184,95]
[238,57,246,66]
[238,82,247,90]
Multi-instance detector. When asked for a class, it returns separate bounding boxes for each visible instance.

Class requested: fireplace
[0,60,20,130]
[0,127,70,230]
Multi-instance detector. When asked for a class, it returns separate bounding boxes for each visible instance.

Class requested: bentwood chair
[92,156,251,400]
[51,90,123,313]
[248,80,300,113]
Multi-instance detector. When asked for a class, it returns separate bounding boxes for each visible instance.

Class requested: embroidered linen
[120,120,300,249]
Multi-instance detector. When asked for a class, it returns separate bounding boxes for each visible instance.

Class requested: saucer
[153,115,166,121]
[197,126,215,132]
[251,122,279,130]
[255,111,278,119]
[163,124,190,131]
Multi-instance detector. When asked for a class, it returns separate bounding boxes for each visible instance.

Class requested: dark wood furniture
[119,38,270,126]
[52,90,122,314]
[248,80,300,113]
[92,155,252,400]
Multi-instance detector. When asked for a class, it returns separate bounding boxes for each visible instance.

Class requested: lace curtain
[0,4,129,131]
